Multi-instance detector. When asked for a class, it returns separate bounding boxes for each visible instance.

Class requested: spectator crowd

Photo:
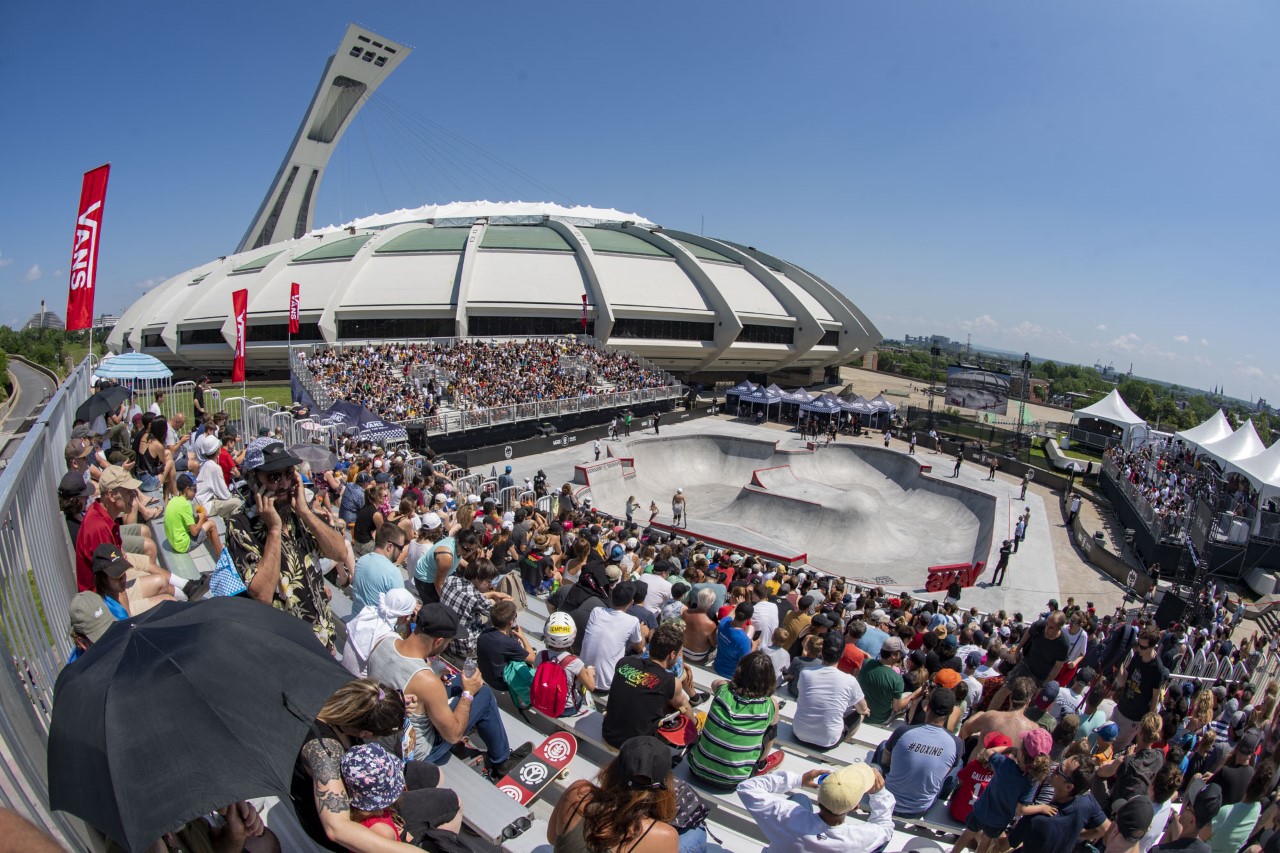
[48,374,1280,853]
[298,337,673,424]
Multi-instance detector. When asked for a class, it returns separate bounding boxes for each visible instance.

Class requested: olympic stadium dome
[108,25,880,383]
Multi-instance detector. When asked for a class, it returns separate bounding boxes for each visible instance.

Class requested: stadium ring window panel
[245,322,325,342]
[336,317,455,340]
[819,329,840,347]
[610,318,715,342]
[736,324,795,345]
[179,328,229,346]
[469,316,595,338]
[142,333,165,349]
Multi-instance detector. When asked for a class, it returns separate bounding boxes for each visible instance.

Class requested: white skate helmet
[544,612,577,649]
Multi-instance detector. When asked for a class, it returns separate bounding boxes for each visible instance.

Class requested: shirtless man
[672,488,686,529]
[959,677,1040,761]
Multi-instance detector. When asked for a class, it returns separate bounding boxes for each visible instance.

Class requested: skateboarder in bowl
[672,489,686,528]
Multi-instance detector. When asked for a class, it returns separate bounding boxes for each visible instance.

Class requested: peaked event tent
[724,379,757,401]
[800,392,844,416]
[1197,419,1265,470]
[841,396,877,416]
[318,401,409,445]
[1230,441,1280,511]
[1070,389,1147,449]
[782,388,814,405]
[1176,410,1234,451]
[869,393,898,414]
[739,385,784,418]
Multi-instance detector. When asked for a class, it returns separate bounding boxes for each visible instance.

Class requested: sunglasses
[1138,644,1154,651]
[262,467,297,483]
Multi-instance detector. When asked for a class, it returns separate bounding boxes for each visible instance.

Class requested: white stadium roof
[310,201,657,234]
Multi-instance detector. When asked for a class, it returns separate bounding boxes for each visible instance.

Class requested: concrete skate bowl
[581,434,995,586]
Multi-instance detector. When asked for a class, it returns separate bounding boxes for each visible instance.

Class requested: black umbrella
[48,597,353,851]
[75,385,131,424]
[289,442,338,472]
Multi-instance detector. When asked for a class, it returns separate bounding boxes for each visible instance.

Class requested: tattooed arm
[299,737,419,852]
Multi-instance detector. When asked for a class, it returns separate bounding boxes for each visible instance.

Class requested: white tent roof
[1071,389,1145,427]
[1175,410,1233,450]
[1197,419,1266,468]
[1231,440,1280,495]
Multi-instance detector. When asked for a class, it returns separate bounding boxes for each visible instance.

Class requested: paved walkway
[491,413,1146,619]
[0,359,55,463]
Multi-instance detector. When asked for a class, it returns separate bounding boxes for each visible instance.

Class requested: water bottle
[462,657,477,679]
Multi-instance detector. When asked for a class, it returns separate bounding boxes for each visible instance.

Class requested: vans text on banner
[232,288,248,383]
[65,164,111,331]
[289,282,300,334]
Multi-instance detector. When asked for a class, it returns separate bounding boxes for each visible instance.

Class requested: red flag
[232,288,248,383]
[65,164,111,331]
[288,281,301,334]
[581,294,588,333]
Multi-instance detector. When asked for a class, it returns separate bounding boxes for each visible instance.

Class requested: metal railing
[0,357,101,849]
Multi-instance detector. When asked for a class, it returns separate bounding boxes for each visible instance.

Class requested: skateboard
[493,732,578,807]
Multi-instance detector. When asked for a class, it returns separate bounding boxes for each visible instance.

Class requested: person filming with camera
[226,439,351,655]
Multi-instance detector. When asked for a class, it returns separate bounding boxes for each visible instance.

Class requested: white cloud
[1108,333,1141,352]
[134,276,165,291]
[24,264,41,282]
[1173,334,1189,344]
[1238,364,1266,381]
[1096,324,1108,332]
[1192,356,1212,367]
[958,314,998,331]
[1009,321,1075,346]
[1200,338,1209,347]
[0,257,12,269]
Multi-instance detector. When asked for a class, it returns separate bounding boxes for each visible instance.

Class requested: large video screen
[945,366,1011,415]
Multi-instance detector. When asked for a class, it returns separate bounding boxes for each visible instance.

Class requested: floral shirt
[440,574,492,659]
[226,508,337,654]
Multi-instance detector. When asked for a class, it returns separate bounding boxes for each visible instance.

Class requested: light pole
[927,345,941,429]
[1015,352,1030,455]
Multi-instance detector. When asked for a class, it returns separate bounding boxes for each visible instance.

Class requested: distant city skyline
[1,3,1275,401]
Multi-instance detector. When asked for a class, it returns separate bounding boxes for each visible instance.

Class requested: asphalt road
[1,359,56,463]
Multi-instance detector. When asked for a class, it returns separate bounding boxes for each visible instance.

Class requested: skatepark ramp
[583,434,996,586]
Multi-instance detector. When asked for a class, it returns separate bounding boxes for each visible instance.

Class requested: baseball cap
[608,544,625,562]
[999,625,1011,638]
[1112,796,1155,842]
[611,582,634,608]
[98,465,142,492]
[626,537,638,550]
[64,438,92,461]
[196,434,221,459]
[1074,666,1097,686]
[1238,728,1263,755]
[817,763,877,815]
[616,736,672,789]
[176,473,197,492]
[1192,783,1224,827]
[871,608,887,622]
[1034,681,1061,711]
[965,651,983,669]
[605,565,623,583]
[58,471,92,498]
[1020,728,1053,759]
[71,424,92,440]
[69,591,116,643]
[929,686,957,716]
[933,669,962,690]
[822,631,845,660]
[91,543,132,578]
[1095,722,1120,742]
[983,731,1012,749]
[420,512,443,531]
[880,636,905,656]
[434,492,448,505]
[415,604,467,639]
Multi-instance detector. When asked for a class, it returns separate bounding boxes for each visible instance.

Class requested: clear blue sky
[2,2,1277,401]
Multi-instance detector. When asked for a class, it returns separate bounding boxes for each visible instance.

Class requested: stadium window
[349,46,362,57]
[142,333,164,349]
[337,317,455,339]
[357,35,370,43]
[179,328,227,346]
[610,318,715,342]
[737,324,794,345]
[374,56,386,67]
[245,322,325,342]
[819,329,840,347]
[469,316,594,337]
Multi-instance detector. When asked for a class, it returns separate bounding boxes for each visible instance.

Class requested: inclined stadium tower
[108,24,882,383]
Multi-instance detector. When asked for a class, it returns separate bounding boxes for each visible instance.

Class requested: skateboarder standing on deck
[953,450,963,478]
[672,489,686,528]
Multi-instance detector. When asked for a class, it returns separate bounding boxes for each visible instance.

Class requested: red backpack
[531,649,579,718]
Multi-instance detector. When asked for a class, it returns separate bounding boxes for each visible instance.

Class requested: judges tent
[318,401,409,445]
[1070,389,1147,450]
[738,384,784,419]
[1176,410,1233,452]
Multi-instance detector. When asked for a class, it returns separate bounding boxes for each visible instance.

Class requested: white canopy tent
[1175,410,1233,451]
[1070,389,1147,450]
[1197,419,1265,470]
[1231,441,1280,526]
